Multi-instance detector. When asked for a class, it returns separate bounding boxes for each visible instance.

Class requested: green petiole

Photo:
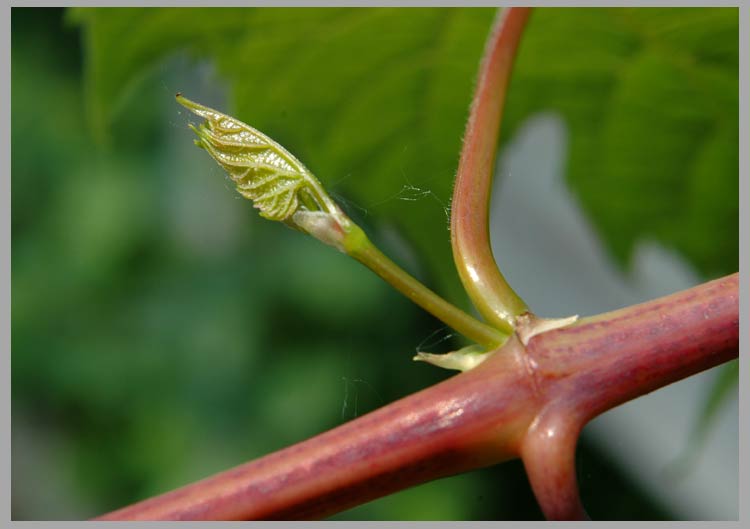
[177,94,506,350]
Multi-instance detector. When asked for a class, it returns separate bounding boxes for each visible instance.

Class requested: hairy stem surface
[451,7,531,333]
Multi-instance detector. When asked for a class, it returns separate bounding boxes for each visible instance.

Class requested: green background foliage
[69,7,738,298]
[11,7,737,520]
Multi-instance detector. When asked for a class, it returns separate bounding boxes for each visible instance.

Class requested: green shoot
[176,94,507,350]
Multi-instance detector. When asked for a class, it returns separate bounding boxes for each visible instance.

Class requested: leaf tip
[175,93,204,115]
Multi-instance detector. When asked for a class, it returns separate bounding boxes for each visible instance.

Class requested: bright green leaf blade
[177,94,316,221]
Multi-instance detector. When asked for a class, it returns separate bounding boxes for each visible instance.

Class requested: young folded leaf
[176,94,354,249]
[176,93,506,349]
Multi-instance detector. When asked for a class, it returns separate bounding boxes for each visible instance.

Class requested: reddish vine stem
[521,405,589,520]
[95,273,738,521]
[451,7,531,333]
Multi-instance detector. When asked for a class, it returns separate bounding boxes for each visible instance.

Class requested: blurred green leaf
[70,7,737,308]
[65,7,255,142]
[503,8,738,279]
[68,7,496,307]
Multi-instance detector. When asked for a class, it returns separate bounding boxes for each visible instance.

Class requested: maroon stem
[518,272,738,519]
[95,273,738,520]
[526,271,739,423]
[521,405,589,520]
[96,336,537,520]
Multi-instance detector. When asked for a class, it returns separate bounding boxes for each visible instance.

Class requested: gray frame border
[738,0,748,525]
[3,0,9,526]
[4,0,747,527]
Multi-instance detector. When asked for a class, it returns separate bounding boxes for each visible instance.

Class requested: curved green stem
[451,7,531,333]
[177,94,503,347]
[344,226,506,348]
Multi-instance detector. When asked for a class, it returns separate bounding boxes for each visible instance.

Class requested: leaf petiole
[177,94,506,349]
[346,229,507,349]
